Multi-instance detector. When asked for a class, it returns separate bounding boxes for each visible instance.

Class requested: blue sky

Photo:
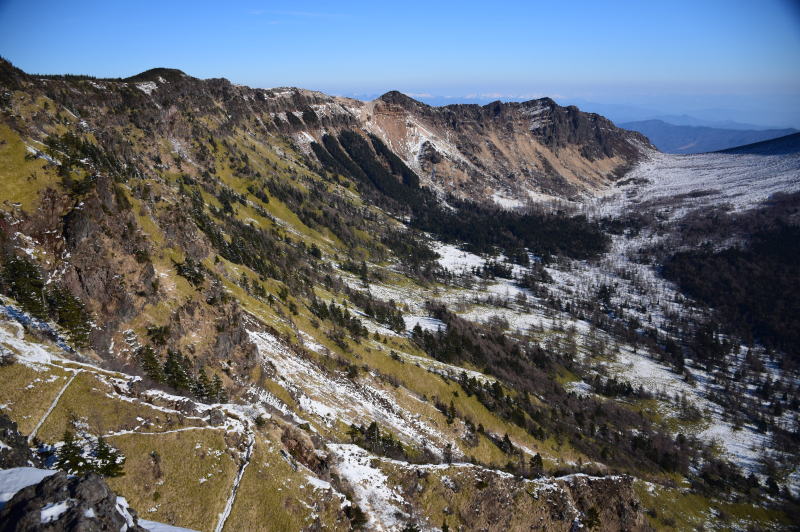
[1,0,799,126]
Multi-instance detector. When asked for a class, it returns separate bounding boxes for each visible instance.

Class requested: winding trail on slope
[27,370,82,443]
[213,423,255,532]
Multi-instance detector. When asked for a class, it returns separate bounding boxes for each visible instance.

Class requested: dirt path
[27,370,81,443]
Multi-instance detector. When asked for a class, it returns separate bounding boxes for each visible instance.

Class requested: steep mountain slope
[619,119,797,154]
[0,58,797,531]
[352,92,652,203]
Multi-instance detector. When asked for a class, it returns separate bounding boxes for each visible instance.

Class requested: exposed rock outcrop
[359,93,652,201]
[0,413,38,469]
[0,471,146,532]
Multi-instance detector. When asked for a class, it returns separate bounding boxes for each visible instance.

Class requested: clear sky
[1,0,799,126]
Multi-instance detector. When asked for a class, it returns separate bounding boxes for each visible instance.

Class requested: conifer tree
[443,443,453,464]
[211,374,226,402]
[347,423,361,443]
[94,437,125,477]
[163,350,191,391]
[502,433,514,454]
[365,421,380,448]
[529,453,544,477]
[138,345,164,383]
[55,430,84,475]
[195,367,211,401]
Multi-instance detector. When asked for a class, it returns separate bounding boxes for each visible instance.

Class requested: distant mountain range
[619,119,798,154]
[644,114,775,130]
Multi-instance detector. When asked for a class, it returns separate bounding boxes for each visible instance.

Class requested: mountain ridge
[0,58,652,204]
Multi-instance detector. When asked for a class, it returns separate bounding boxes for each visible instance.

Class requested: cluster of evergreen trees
[516,262,553,294]
[137,347,226,403]
[44,131,123,180]
[346,289,405,333]
[589,375,650,399]
[309,298,368,342]
[55,430,125,477]
[411,302,710,476]
[186,184,320,299]
[0,254,92,347]
[380,230,440,278]
[663,224,800,357]
[475,260,514,280]
[173,257,205,287]
[347,422,406,460]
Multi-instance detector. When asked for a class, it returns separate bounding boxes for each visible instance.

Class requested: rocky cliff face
[0,58,647,365]
[386,464,647,531]
[355,91,652,202]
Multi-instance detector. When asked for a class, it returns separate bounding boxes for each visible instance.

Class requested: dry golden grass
[0,122,61,213]
[35,371,204,443]
[224,434,314,531]
[0,362,72,435]
[107,428,239,531]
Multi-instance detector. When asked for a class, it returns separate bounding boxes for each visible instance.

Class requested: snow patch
[0,468,58,506]
[40,499,71,523]
[136,82,158,95]
[491,192,524,210]
[140,520,199,532]
[327,444,407,530]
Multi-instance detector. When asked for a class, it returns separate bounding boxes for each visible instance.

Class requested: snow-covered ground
[592,149,800,217]
[491,192,524,210]
[432,241,486,274]
[602,345,771,476]
[0,467,57,505]
[140,520,198,532]
[249,330,452,456]
[327,444,409,531]
[402,315,445,333]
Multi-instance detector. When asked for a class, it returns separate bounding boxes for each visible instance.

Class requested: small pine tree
[55,430,84,475]
[194,367,211,402]
[347,424,361,443]
[94,437,125,477]
[529,453,544,477]
[365,422,380,452]
[584,506,600,529]
[443,443,453,464]
[137,346,164,383]
[346,504,367,528]
[163,350,191,391]
[502,433,514,454]
[1,255,48,319]
[446,401,456,425]
[211,374,226,402]
[47,286,92,347]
